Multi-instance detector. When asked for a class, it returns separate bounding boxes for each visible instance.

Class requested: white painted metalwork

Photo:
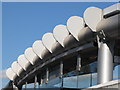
[53,24,69,47]
[6,68,17,81]
[11,61,23,76]
[97,40,114,84]
[24,47,39,65]
[84,7,103,32]
[96,14,119,38]
[67,16,85,41]
[63,34,78,48]
[78,27,93,43]
[32,40,50,59]
[5,3,120,88]
[17,54,31,71]
[103,3,120,16]
[42,33,62,53]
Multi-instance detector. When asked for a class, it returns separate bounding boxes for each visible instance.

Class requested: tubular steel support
[76,54,81,71]
[25,82,27,90]
[12,82,15,89]
[60,61,63,78]
[76,54,81,88]
[40,77,43,87]
[59,61,63,88]
[46,68,49,84]
[34,75,37,88]
[12,82,19,90]
[97,35,114,84]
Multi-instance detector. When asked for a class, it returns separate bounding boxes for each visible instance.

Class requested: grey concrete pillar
[97,40,114,84]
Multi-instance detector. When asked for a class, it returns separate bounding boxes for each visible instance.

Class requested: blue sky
[1,2,118,88]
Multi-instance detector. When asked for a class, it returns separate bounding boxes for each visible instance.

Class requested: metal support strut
[46,68,49,84]
[76,54,81,88]
[25,82,27,90]
[76,54,81,71]
[34,75,37,88]
[60,61,63,78]
[40,77,43,87]
[97,32,114,84]
[60,61,63,88]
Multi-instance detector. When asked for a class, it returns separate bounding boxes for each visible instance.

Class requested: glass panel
[40,77,61,88]
[63,76,77,88]
[26,61,98,89]
[62,61,97,89]
[26,83,34,88]
[113,65,120,80]
[91,73,97,86]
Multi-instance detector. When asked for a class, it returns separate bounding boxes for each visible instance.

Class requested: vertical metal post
[12,82,15,89]
[60,61,63,78]
[38,82,40,88]
[40,77,43,87]
[76,54,81,71]
[76,54,81,88]
[25,82,27,90]
[46,68,49,84]
[60,61,63,88]
[12,82,19,90]
[90,73,92,87]
[34,75,37,88]
[97,40,114,84]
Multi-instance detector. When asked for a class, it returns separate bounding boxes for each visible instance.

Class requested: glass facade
[22,62,120,89]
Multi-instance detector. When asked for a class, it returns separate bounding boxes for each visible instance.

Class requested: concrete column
[97,40,114,84]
